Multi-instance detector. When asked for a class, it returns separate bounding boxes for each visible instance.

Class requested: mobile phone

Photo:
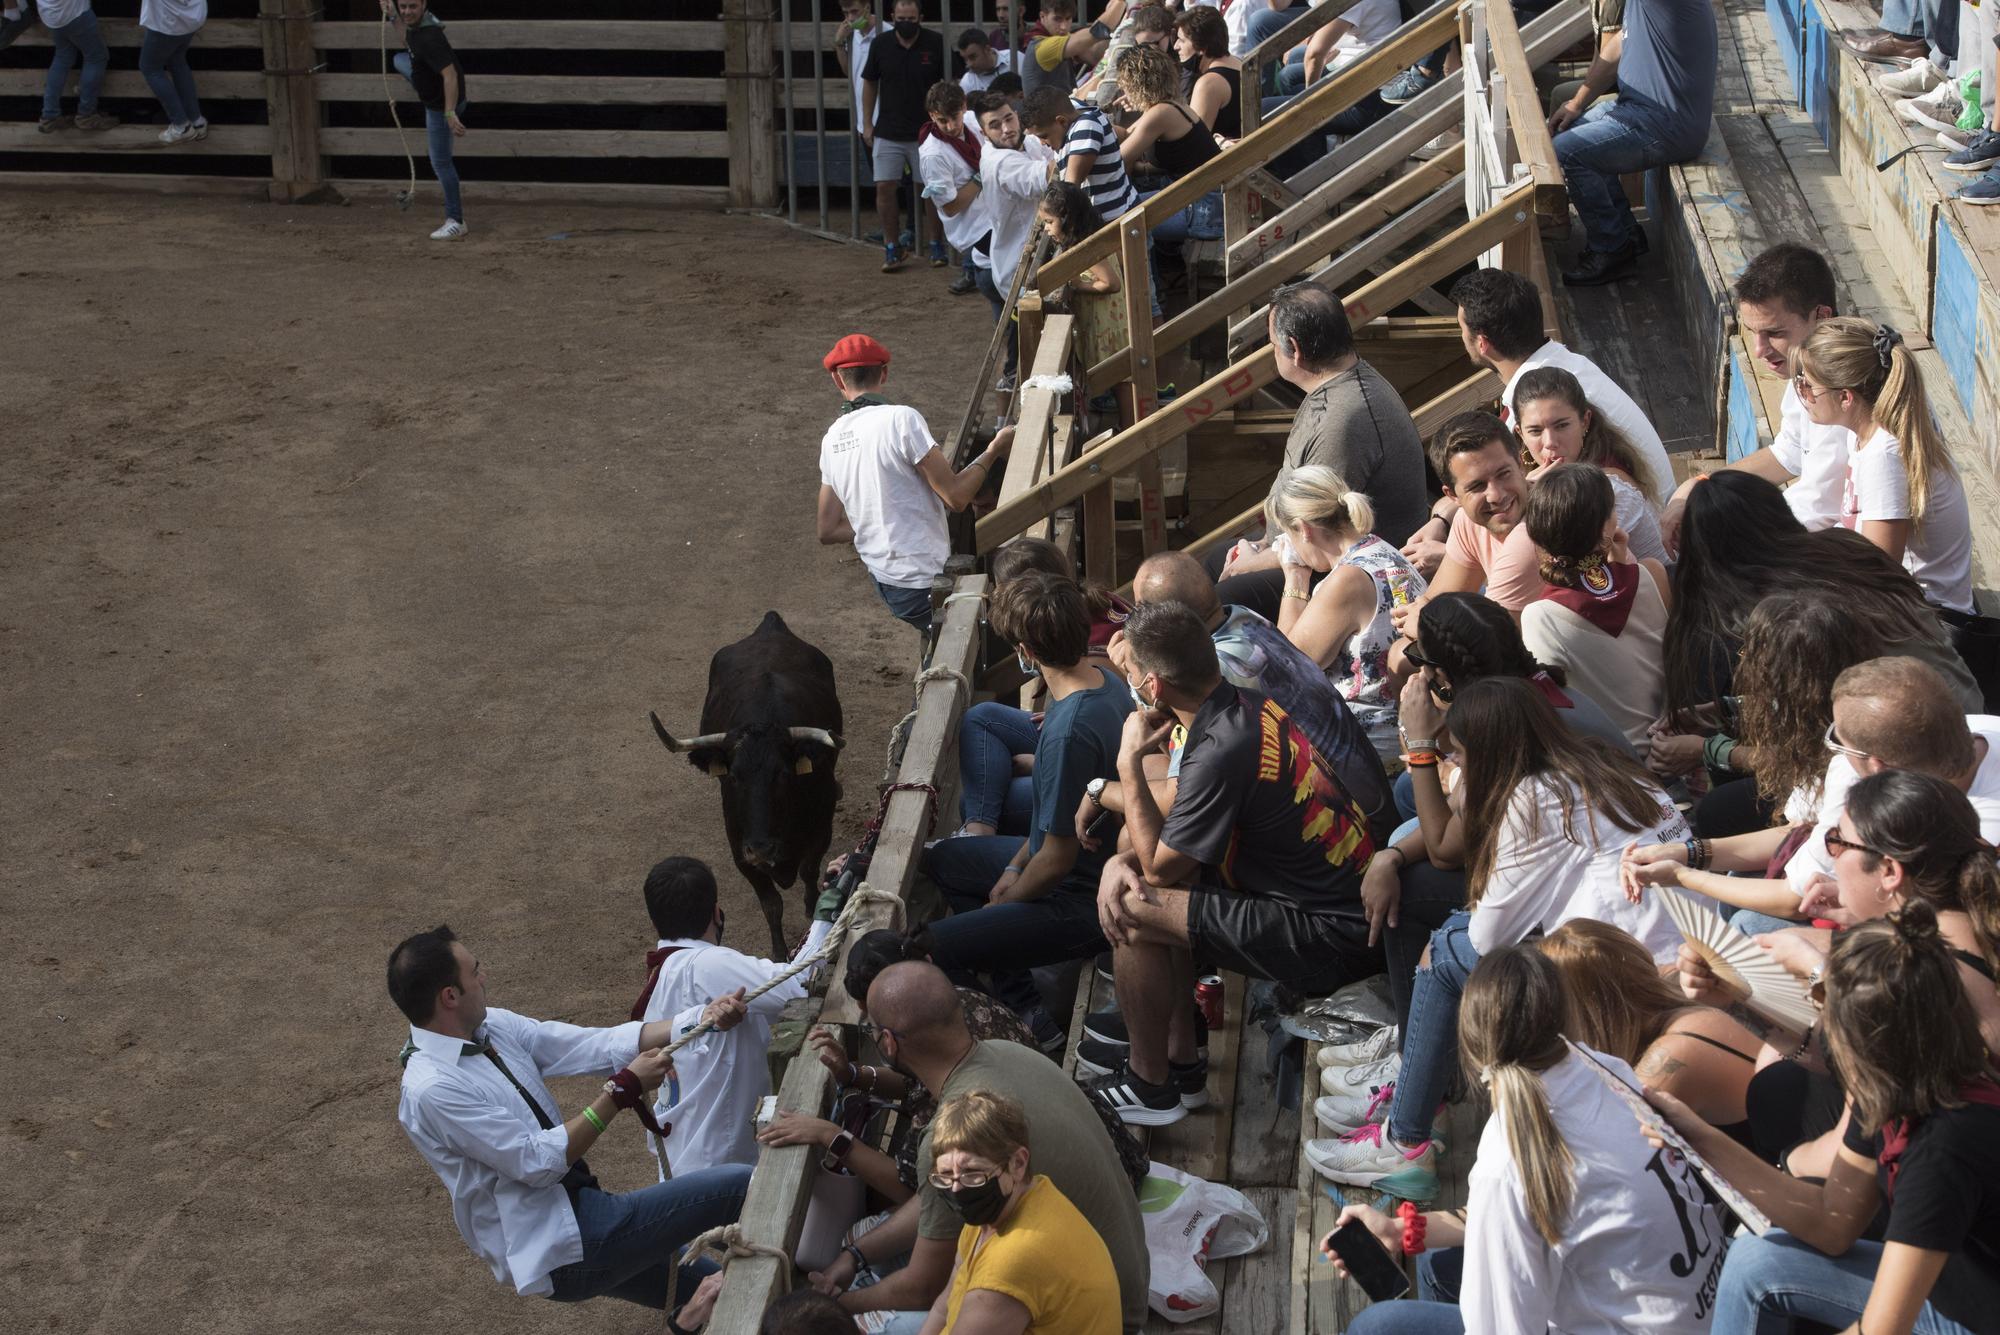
[1083,806,1119,841]
[1323,1218,1411,1303]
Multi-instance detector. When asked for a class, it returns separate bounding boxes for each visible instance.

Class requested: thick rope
[883,665,970,787]
[667,1222,797,1311]
[380,14,419,207]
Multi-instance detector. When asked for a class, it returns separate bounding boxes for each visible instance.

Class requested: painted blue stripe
[1727,346,1764,463]
[1932,219,1982,417]
[1767,0,1803,96]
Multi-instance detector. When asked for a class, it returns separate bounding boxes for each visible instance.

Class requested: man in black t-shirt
[1084,602,1379,1125]
[383,0,469,239]
[859,0,946,272]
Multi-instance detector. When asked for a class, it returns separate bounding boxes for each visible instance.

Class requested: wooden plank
[0,69,266,99]
[313,72,733,105]
[329,177,729,207]
[1214,1186,1295,1335]
[1482,0,1565,213]
[9,17,261,46]
[0,123,274,154]
[260,0,323,201]
[0,170,269,197]
[723,0,778,209]
[818,575,987,1028]
[1082,479,1118,586]
[1118,217,1168,558]
[316,127,729,157]
[308,20,844,52]
[996,315,1077,512]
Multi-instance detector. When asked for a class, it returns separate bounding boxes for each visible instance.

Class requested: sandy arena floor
[0,191,991,1334]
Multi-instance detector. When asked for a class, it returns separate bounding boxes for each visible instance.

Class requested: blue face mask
[1017,650,1038,677]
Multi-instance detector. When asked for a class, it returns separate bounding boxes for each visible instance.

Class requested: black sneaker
[1024,1006,1067,1056]
[1094,951,1114,982]
[1170,1055,1210,1109]
[1082,1007,1208,1052]
[1078,1038,1210,1107]
[1561,238,1643,287]
[1085,1064,1188,1127]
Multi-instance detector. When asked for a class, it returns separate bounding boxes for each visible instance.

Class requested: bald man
[810,963,1150,1332]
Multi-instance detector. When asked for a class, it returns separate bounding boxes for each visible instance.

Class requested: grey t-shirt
[1278,358,1430,548]
[1614,0,1716,157]
[918,1040,1150,1333]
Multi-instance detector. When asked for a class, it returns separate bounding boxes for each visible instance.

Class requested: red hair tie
[1396,1200,1427,1256]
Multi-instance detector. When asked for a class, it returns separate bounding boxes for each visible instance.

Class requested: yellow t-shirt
[942,1177,1122,1334]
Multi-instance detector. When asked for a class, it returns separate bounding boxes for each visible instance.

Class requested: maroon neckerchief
[919,118,982,171]
[1540,559,1639,637]
[1879,1078,2000,1202]
[629,944,688,1022]
[1528,670,1574,711]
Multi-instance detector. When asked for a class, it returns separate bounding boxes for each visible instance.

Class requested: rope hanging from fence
[379,13,418,210]
[881,663,970,787]
[667,1222,798,1311]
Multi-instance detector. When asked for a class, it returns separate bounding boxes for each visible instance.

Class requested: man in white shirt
[390,925,752,1311]
[816,333,1013,635]
[1660,243,1849,548]
[974,92,1058,388]
[632,856,845,1177]
[833,0,880,137]
[1450,268,1675,506]
[918,82,995,306]
[957,27,1014,92]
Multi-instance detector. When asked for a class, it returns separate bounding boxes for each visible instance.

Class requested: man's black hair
[836,363,888,390]
[645,857,719,940]
[758,1289,855,1335]
[387,925,462,1025]
[1733,242,1839,320]
[986,71,1024,97]
[1268,281,1354,372]
[957,27,991,50]
[1449,268,1544,361]
[1021,85,1074,130]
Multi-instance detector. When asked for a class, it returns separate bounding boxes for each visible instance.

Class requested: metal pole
[813,0,829,232]
[781,0,798,224]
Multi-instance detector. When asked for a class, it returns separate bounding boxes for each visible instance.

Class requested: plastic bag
[1276,974,1395,1043]
[1138,1161,1268,1322]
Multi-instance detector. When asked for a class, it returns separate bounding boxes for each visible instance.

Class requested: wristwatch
[1086,776,1107,809]
[822,1128,857,1171]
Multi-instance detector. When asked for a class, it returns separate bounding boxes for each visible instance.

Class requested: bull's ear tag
[706,761,729,778]
[793,756,815,775]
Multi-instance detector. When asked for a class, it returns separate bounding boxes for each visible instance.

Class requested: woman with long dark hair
[1513,366,1666,563]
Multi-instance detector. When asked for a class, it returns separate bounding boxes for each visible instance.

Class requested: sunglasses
[1823,828,1882,861]
[1403,645,1453,701]
[1823,721,1871,763]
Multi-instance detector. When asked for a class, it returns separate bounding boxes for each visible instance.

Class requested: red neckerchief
[1879,1078,2000,1202]
[918,119,981,171]
[629,944,687,1021]
[1540,560,1639,637]
[1528,670,1574,711]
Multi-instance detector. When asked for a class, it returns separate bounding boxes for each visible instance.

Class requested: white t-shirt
[40,0,94,28]
[1610,471,1668,565]
[849,23,881,129]
[1784,718,2000,891]
[140,0,206,35]
[1469,773,1698,962]
[1224,0,1257,56]
[1766,380,1851,530]
[919,125,994,261]
[981,135,1056,292]
[959,48,1015,93]
[1314,0,1399,66]
[1519,567,1670,751]
[1506,342,1676,506]
[1843,426,1976,613]
[819,403,951,588]
[1462,1048,1729,1335]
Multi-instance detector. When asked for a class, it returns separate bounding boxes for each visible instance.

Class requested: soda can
[1194,974,1225,1029]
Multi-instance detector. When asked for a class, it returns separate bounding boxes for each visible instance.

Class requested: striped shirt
[1060,106,1138,221]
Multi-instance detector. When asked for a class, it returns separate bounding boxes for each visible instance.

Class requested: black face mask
[714,908,725,940]
[895,18,921,38]
[1182,54,1201,74]
[943,1176,1009,1226]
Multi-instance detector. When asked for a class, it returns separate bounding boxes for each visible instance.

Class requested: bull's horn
[651,712,728,753]
[788,727,845,750]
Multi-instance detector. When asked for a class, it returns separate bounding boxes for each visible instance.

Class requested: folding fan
[1663,890,1821,1032]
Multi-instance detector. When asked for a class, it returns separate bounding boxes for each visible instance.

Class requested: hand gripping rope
[379,12,418,209]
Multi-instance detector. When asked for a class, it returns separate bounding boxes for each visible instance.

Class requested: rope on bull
[379,12,419,210]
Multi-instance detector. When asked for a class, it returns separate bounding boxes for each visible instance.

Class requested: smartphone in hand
[1322,1218,1411,1303]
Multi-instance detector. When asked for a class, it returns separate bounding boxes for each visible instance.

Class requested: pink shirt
[1444,511,1546,610]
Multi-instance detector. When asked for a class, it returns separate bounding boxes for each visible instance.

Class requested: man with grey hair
[1214,282,1429,619]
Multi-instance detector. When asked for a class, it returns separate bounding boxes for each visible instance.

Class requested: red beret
[823,334,892,371]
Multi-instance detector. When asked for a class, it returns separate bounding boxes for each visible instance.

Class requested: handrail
[1480,0,1566,214]
[994,315,1078,512]
[1034,0,1459,294]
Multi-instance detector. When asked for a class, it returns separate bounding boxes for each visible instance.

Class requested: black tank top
[1151,103,1221,179]
[1200,66,1242,140]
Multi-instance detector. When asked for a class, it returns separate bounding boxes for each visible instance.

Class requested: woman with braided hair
[1519,463,1671,751]
[1795,318,1974,613]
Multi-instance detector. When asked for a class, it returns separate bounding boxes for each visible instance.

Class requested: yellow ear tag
[706,761,729,777]
[793,756,814,775]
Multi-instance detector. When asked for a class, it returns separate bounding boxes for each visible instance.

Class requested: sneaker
[431,219,468,241]
[1169,1054,1210,1110]
[1093,951,1114,982]
[1082,1008,1208,1052]
[948,269,977,295]
[38,115,73,134]
[1896,82,1965,134]
[1938,127,1977,151]
[0,11,31,48]
[1877,57,1947,97]
[1379,64,1440,105]
[881,243,909,272]
[1945,129,2000,172]
[1315,1025,1398,1069]
[191,117,209,141]
[1561,237,1643,286]
[1411,131,1451,161]
[159,123,198,145]
[1305,1123,1440,1197]
[1956,170,2000,204]
[898,228,915,249]
[1024,1006,1068,1056]
[1316,1055,1401,1128]
[1314,1084,1396,1136]
[927,240,948,267]
[1086,1063,1189,1127]
[73,111,119,131]
[995,371,1016,394]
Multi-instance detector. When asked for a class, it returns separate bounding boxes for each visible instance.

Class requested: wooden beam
[1412,369,1505,434]
[0,169,269,197]
[1480,0,1565,215]
[1118,216,1167,557]
[0,69,266,99]
[0,123,274,154]
[723,0,778,209]
[330,177,730,207]
[307,20,850,51]
[316,128,730,157]
[259,0,323,202]
[313,72,733,105]
[996,316,1076,511]
[7,17,261,46]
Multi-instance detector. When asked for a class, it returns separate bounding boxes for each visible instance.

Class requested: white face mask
[1130,679,1157,712]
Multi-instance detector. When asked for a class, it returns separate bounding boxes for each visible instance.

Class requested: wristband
[1282,589,1311,601]
[1402,752,1439,768]
[581,1104,608,1133]
[1401,737,1438,752]
[842,1241,869,1272]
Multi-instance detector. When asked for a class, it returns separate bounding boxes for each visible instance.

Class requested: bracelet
[1396,1201,1427,1256]
[1282,589,1311,601]
[860,1064,878,1091]
[581,1104,608,1134]
[1401,737,1438,752]
[1402,752,1439,768]
[1701,732,1737,773]
[842,1241,869,1272]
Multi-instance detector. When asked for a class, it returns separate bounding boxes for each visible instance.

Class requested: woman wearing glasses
[916,1090,1120,1335]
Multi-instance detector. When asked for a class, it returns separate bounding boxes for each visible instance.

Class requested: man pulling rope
[379,0,470,240]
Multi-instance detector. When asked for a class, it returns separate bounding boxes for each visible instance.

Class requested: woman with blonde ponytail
[1325,945,1731,1334]
[1795,317,1975,612]
[1270,463,1428,762]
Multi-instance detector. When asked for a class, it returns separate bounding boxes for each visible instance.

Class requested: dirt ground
[0,192,992,1335]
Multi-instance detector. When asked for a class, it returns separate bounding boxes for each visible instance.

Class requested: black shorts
[1186,890,1382,995]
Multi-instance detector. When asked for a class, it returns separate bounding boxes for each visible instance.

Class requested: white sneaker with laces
[1316,1053,1399,1122]
[191,118,208,140]
[159,122,196,144]
[431,219,468,241]
[1896,81,1964,133]
[1878,57,1947,97]
[1305,1124,1439,1197]
[1315,1025,1397,1069]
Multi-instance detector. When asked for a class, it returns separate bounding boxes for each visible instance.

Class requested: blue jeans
[1383,863,1467,1038]
[42,11,109,120]
[872,578,934,633]
[546,1166,754,1308]
[1344,1248,1465,1333]
[395,52,467,221]
[1146,188,1225,245]
[1879,0,1924,37]
[958,701,1039,831]
[1552,100,1676,254]
[1247,2,1313,75]
[139,28,202,127]
[922,835,1108,1017]
[1728,909,1800,939]
[1712,1231,1977,1335]
[1385,909,1478,1144]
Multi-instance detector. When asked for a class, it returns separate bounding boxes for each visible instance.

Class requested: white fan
[1663,891,1821,1032]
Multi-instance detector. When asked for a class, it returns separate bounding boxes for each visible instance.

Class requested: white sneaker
[1896,82,1964,133]
[1316,1025,1398,1069]
[1878,57,1947,97]
[191,117,208,140]
[159,122,196,145]
[430,219,468,241]
[1305,1124,1440,1197]
[1316,1053,1400,1128]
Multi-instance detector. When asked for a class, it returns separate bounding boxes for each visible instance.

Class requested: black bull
[650,611,844,957]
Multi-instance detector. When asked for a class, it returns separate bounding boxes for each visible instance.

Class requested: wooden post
[723,0,778,209]
[258,0,322,201]
[1117,216,1166,557]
